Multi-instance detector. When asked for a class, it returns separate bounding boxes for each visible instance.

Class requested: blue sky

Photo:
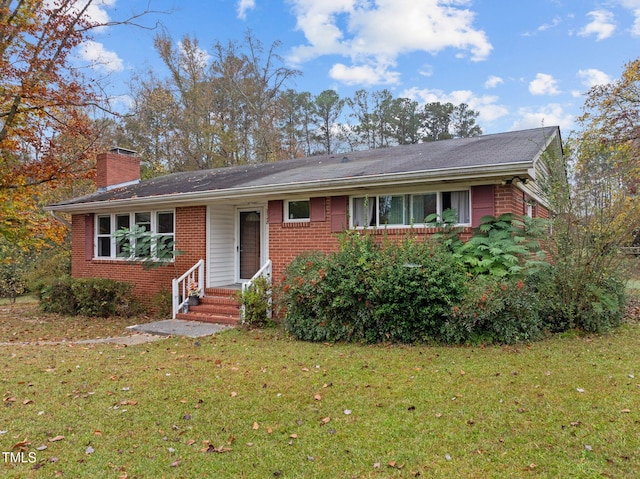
[79,0,640,135]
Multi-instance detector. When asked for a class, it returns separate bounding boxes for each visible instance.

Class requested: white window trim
[350,190,471,229]
[284,199,310,223]
[94,209,175,260]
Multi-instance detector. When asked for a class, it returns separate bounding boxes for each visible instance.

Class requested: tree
[581,57,640,146]
[422,102,454,141]
[451,103,482,138]
[0,0,151,248]
[126,30,299,170]
[312,90,344,155]
[388,97,422,145]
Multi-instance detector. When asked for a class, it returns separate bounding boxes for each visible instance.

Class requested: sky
[78,0,640,136]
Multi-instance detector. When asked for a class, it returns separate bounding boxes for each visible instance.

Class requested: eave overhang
[45,161,535,214]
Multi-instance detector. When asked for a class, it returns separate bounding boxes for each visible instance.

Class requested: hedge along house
[46,126,562,324]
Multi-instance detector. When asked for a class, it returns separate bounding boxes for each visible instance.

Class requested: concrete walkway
[127,319,232,338]
[0,320,232,347]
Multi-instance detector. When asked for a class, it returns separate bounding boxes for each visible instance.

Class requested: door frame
[235,206,267,282]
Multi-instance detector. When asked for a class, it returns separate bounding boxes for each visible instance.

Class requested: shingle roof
[48,126,560,210]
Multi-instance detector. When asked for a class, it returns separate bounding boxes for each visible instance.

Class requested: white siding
[208,204,235,286]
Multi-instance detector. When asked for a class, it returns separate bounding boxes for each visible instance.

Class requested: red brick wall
[268,197,474,284]
[71,206,207,312]
[96,151,140,189]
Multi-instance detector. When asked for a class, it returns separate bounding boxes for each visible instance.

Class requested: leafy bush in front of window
[113,224,180,269]
[279,232,468,344]
[39,278,142,317]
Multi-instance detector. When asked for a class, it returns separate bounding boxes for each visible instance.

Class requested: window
[442,191,470,224]
[115,214,130,257]
[350,191,469,228]
[97,215,112,257]
[379,195,406,225]
[285,200,310,221]
[95,210,175,260]
[352,196,377,227]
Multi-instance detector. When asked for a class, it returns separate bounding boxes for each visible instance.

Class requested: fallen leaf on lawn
[576,388,585,393]
[86,446,95,454]
[36,445,47,451]
[320,417,331,425]
[48,435,65,442]
[230,392,238,397]
[267,427,273,434]
[344,409,352,415]
[4,397,16,403]
[373,462,381,469]
[314,394,322,401]
[204,444,232,453]
[301,367,309,372]
[186,439,196,446]
[13,439,30,450]
[388,461,397,468]
[170,460,180,467]
[289,434,298,439]
[445,453,452,461]
[460,370,466,376]
[22,399,33,405]
[94,430,102,436]
[253,422,259,430]
[119,400,138,406]
[621,408,631,413]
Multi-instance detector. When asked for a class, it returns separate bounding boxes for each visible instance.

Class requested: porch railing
[241,259,272,322]
[172,259,204,319]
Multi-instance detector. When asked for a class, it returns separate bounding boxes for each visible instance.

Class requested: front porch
[172,258,272,325]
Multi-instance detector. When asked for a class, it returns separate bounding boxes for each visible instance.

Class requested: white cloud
[287,0,492,86]
[237,0,256,19]
[616,0,640,35]
[578,10,616,40]
[484,75,504,89]
[510,104,575,132]
[78,40,123,72]
[529,73,560,96]
[577,68,612,88]
[329,62,400,86]
[401,87,509,123]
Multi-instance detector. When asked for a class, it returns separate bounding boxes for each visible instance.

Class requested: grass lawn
[0,302,639,478]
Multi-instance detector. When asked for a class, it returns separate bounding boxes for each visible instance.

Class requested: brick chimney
[96,147,140,191]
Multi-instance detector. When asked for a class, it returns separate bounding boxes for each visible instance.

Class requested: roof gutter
[45,161,534,214]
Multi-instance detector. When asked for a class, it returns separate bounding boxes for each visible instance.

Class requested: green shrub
[238,275,272,329]
[536,268,627,333]
[280,232,468,344]
[443,276,545,345]
[39,277,77,315]
[39,277,141,317]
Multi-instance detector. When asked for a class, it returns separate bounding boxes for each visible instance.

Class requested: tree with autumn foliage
[576,56,640,247]
[0,0,151,251]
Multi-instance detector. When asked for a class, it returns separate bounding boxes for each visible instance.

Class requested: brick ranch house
[46,126,562,324]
